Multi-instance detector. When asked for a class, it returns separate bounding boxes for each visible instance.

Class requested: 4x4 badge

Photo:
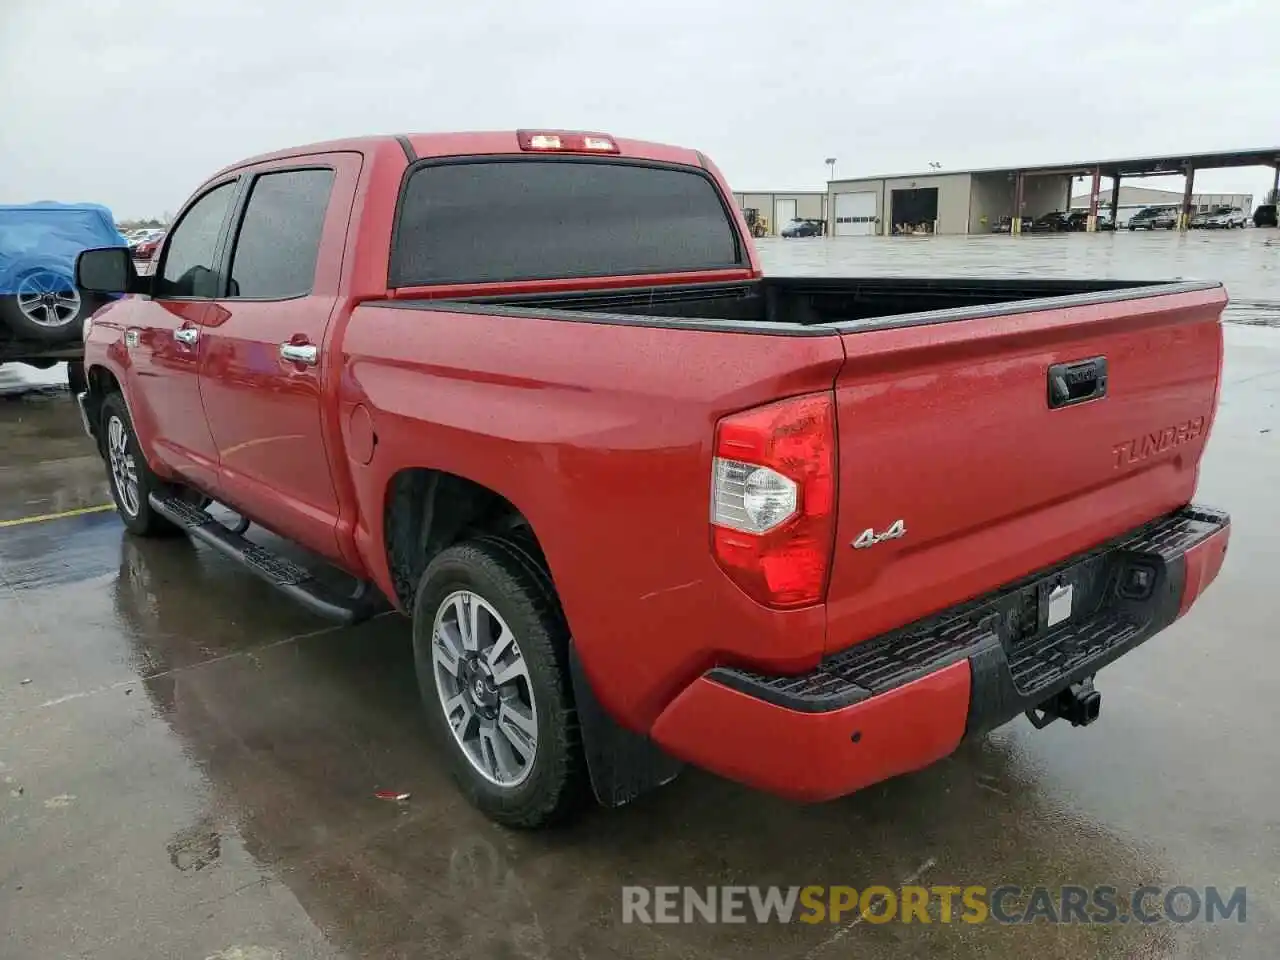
[852,520,906,549]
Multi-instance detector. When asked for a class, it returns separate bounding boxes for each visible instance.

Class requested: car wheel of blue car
[0,268,99,343]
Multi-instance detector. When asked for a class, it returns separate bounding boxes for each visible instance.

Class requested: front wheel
[412,537,587,828]
[99,393,182,537]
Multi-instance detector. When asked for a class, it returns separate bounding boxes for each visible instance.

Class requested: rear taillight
[710,393,836,608]
[516,130,620,154]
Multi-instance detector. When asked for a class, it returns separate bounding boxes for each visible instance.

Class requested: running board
[148,493,383,624]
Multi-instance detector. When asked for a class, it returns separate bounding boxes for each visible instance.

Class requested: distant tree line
[116,213,172,230]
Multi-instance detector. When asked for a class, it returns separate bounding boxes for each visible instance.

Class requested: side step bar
[148,493,384,624]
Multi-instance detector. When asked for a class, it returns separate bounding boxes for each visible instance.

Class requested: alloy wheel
[107,415,140,516]
[16,270,81,328]
[432,590,539,787]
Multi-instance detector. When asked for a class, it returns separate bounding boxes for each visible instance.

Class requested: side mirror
[76,247,142,296]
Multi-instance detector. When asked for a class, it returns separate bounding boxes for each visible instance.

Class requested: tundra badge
[852,520,906,549]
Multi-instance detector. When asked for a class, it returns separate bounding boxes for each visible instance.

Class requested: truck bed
[417,275,1218,333]
[369,273,1226,666]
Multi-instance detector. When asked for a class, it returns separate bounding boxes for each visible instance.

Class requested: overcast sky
[2,0,1277,219]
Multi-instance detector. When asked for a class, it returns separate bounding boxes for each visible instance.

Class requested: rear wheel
[412,537,587,828]
[99,393,183,537]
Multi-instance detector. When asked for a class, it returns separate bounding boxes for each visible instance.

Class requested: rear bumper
[651,505,1230,802]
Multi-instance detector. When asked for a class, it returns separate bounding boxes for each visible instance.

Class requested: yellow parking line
[0,504,116,529]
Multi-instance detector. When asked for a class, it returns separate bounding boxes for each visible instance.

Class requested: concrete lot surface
[2,235,1278,959]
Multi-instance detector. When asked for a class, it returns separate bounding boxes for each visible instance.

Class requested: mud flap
[568,643,683,807]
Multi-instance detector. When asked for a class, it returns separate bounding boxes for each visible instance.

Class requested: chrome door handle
[173,327,199,345]
[279,342,318,366]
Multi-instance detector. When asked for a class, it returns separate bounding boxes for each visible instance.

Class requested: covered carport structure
[1006,147,1280,234]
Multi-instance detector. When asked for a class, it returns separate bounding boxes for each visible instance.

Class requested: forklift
[741,208,769,238]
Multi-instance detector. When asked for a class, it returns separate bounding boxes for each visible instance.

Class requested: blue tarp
[0,202,128,295]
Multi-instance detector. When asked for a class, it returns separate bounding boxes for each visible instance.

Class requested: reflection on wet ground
[759,229,1280,327]
[2,251,1278,958]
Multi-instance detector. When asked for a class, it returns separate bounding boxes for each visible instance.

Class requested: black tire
[412,537,587,828]
[99,392,182,537]
[0,269,101,343]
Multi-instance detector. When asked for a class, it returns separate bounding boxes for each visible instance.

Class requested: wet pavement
[2,236,1279,959]
[759,228,1280,327]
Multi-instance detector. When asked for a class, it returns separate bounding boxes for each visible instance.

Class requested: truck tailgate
[824,284,1226,653]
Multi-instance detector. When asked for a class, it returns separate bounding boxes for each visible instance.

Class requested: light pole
[823,159,837,236]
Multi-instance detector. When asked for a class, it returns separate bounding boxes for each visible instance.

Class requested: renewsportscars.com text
[621,885,1247,925]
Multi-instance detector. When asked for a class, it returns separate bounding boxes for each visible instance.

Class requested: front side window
[155,181,236,298]
[227,169,335,299]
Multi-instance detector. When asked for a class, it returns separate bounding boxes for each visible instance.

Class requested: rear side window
[228,169,334,299]
[390,159,741,286]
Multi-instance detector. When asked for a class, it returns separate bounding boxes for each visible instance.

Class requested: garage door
[834,192,877,236]
[774,198,797,236]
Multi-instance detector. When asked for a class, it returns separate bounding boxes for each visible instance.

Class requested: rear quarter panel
[339,306,845,729]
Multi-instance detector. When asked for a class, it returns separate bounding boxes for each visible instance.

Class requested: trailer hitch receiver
[1026,678,1102,729]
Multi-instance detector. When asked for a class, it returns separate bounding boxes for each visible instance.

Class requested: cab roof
[212,131,706,179]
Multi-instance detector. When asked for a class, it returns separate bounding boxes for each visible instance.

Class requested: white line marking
[37,615,393,710]
[805,856,937,958]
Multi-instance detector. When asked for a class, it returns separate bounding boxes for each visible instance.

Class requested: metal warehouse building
[827,169,1072,236]
[814,148,1280,236]
[731,192,828,236]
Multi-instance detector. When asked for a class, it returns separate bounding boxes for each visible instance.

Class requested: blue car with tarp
[0,201,128,381]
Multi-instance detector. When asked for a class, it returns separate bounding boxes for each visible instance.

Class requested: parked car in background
[1128,206,1179,230]
[1213,207,1248,229]
[0,202,125,344]
[128,228,163,249]
[1191,206,1248,230]
[75,128,1230,828]
[1253,203,1277,228]
[1027,211,1071,233]
[781,218,825,238]
[0,201,124,391]
[131,232,165,261]
[991,215,1032,234]
[1066,210,1115,231]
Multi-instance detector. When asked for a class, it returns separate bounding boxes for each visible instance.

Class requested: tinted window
[390,159,741,286]
[227,169,334,299]
[156,181,235,298]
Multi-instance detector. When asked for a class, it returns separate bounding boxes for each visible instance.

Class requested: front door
[127,179,238,492]
[198,160,356,563]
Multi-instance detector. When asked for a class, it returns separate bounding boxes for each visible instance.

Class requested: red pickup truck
[75,130,1230,827]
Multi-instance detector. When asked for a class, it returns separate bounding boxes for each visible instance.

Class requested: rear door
[128,179,238,492]
[197,155,361,563]
[823,288,1225,652]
